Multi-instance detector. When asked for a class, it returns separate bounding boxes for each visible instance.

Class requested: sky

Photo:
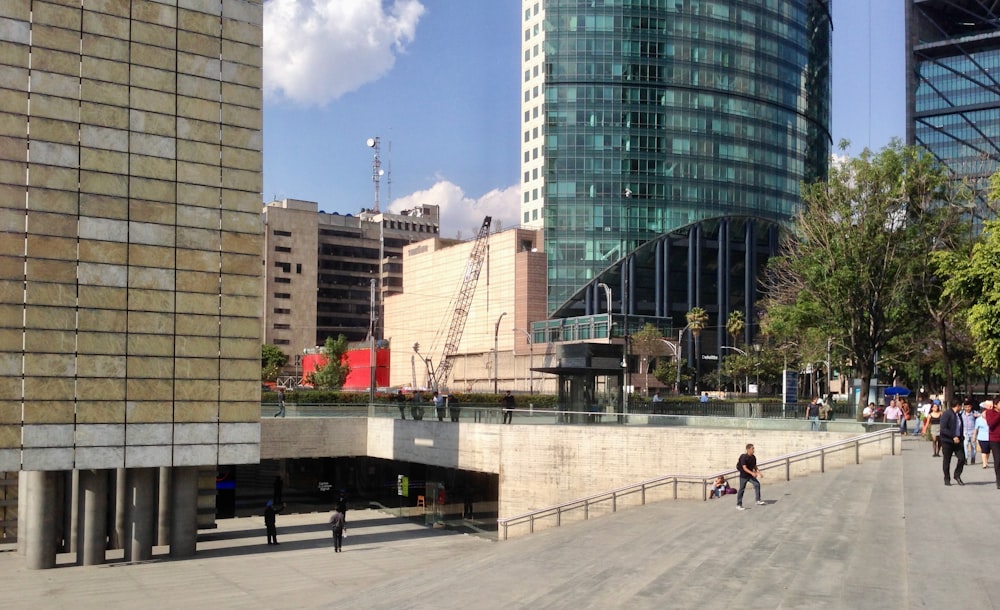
[262,0,906,238]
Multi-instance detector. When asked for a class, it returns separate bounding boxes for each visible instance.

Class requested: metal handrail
[497,428,899,540]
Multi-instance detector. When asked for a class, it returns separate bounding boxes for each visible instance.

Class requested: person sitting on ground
[710,475,732,499]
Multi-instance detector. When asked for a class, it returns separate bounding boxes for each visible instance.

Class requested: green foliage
[631,323,668,392]
[685,307,708,337]
[941,218,1000,373]
[763,141,971,406]
[308,335,351,389]
[261,344,288,382]
[726,311,745,345]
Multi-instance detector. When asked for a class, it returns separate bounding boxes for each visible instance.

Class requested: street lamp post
[514,328,534,394]
[675,327,688,395]
[494,312,507,394]
[720,345,748,394]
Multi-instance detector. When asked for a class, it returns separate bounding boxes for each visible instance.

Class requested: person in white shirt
[915,401,932,436]
[884,399,903,425]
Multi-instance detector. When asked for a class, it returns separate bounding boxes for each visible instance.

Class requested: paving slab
[1,436,998,609]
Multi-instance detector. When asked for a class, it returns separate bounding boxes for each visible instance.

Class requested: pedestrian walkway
[1,436,997,608]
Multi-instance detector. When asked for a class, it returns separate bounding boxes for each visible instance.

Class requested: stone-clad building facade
[0,0,263,568]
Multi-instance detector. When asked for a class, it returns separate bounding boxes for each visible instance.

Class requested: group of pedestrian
[805,396,834,431]
[262,492,350,552]
[932,398,1000,488]
[392,389,520,424]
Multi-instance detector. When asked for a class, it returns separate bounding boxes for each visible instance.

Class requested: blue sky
[262,0,905,238]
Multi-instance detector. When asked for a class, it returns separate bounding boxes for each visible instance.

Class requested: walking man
[982,401,1000,488]
[939,400,966,486]
[961,401,977,465]
[736,443,765,510]
[273,387,285,418]
[328,509,346,552]
[501,390,515,424]
[806,398,821,431]
[264,500,282,545]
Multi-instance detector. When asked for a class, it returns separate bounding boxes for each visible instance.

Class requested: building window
[296,263,302,273]
[274,339,290,345]
[273,308,290,314]
[524,211,530,223]
[275,246,291,253]
[273,230,291,237]
[275,262,291,273]
[274,293,290,299]
[275,277,291,284]
[274,323,291,330]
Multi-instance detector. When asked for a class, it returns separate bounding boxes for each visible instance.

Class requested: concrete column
[17,470,28,555]
[24,470,59,570]
[65,470,78,553]
[77,469,108,566]
[124,468,155,562]
[110,467,126,549]
[169,466,199,558]
[157,467,171,546]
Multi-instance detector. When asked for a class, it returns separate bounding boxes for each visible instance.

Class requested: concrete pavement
[2,435,998,609]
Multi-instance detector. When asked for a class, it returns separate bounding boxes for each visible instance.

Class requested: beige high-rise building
[0,0,263,568]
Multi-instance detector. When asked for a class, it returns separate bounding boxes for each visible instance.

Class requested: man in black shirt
[939,401,966,486]
[736,444,765,511]
[501,391,515,424]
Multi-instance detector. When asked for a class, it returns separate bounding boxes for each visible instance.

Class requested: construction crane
[427,216,492,391]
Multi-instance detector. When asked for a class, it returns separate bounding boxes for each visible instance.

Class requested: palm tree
[686,307,708,392]
[726,310,745,347]
[686,307,708,337]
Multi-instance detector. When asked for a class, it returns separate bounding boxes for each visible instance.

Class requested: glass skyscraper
[906,0,1000,209]
[520,0,831,337]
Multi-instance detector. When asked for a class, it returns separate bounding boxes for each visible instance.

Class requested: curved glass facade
[520,0,831,316]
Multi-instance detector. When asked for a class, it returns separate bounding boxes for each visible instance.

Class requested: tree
[686,307,708,336]
[261,344,287,383]
[686,307,708,390]
[726,310,745,347]
[631,323,668,394]
[308,335,351,389]
[720,349,756,393]
[763,141,967,412]
[940,216,1000,374]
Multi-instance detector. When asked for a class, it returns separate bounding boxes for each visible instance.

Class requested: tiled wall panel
[0,0,262,468]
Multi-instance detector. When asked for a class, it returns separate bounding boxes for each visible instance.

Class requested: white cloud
[263,0,425,106]
[388,180,521,239]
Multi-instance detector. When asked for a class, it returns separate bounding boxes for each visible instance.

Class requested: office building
[0,0,263,567]
[384,227,553,394]
[906,0,1000,208]
[261,199,440,357]
[520,0,832,362]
